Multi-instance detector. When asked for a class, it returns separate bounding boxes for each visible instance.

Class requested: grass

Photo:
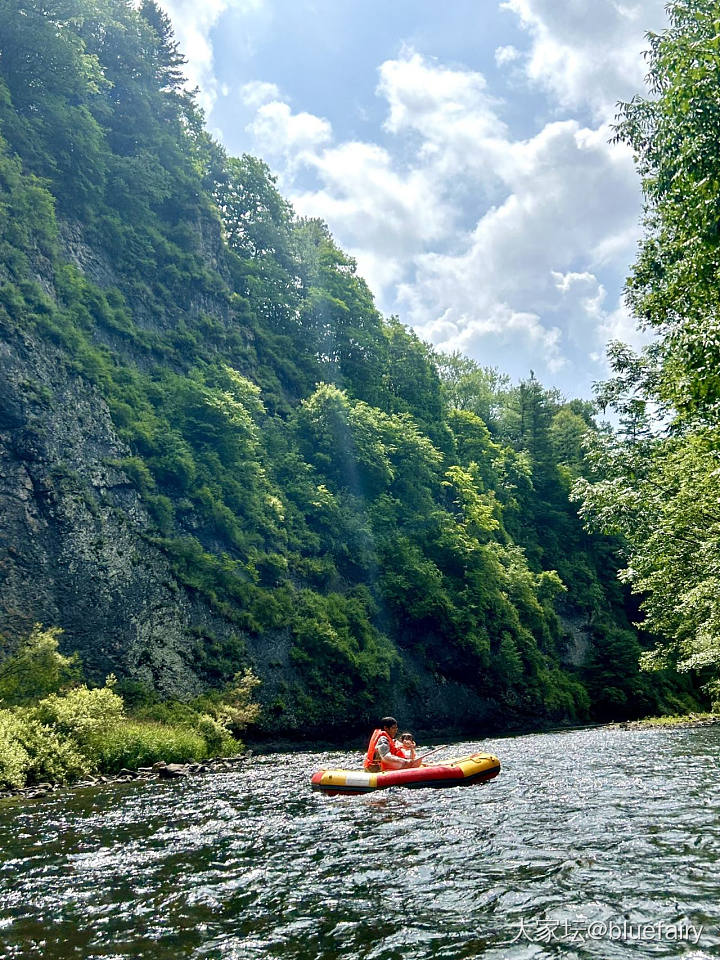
[89,720,223,773]
[633,712,720,728]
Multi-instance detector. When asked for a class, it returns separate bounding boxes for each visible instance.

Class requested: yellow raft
[311,752,501,796]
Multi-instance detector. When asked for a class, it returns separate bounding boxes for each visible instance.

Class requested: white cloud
[392,114,640,375]
[236,48,645,382]
[240,80,281,108]
[302,142,448,247]
[552,271,609,348]
[377,51,509,190]
[158,0,264,114]
[501,0,667,119]
[247,101,332,162]
[379,51,504,141]
[291,140,450,297]
[495,44,521,66]
[418,301,565,373]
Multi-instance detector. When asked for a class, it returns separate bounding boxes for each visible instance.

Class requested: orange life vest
[364,728,405,771]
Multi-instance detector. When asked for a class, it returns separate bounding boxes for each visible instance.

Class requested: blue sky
[159,0,669,399]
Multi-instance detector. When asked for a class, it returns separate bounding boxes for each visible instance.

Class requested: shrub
[0,710,90,787]
[89,721,210,772]
[195,713,239,755]
[212,669,261,736]
[0,710,30,788]
[32,680,125,760]
[0,625,80,705]
[18,720,90,784]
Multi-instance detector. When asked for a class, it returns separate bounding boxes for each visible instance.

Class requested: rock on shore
[0,752,252,801]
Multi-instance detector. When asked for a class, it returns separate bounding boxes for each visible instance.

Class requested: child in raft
[397,732,417,761]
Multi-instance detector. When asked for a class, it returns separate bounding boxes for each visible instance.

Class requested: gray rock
[158,763,188,779]
[0,252,259,703]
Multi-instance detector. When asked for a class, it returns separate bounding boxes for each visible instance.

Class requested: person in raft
[364,717,422,772]
[397,732,417,761]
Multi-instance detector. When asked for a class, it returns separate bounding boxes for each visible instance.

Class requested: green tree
[0,626,81,705]
[575,0,720,702]
[434,351,509,429]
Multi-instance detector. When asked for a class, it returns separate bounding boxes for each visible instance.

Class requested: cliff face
[1,313,209,696]
[0,320,502,732]
[0,166,257,695]
[0,214,489,731]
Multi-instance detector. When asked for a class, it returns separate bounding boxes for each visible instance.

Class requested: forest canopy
[574,0,720,707]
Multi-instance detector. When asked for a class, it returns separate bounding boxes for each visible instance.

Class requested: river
[0,726,718,959]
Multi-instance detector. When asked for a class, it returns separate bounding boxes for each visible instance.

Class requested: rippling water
[1,726,719,959]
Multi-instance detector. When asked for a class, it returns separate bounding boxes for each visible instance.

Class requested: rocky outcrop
[558,610,593,667]
[0,316,244,697]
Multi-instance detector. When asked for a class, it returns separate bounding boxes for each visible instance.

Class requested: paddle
[416,744,450,764]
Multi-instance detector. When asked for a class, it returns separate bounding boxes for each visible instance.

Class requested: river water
[0,726,718,959]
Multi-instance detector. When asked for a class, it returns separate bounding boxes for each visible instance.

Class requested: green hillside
[0,0,698,735]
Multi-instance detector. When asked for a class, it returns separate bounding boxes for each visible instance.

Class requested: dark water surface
[1,726,719,959]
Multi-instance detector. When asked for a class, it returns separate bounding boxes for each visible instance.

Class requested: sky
[157,0,669,399]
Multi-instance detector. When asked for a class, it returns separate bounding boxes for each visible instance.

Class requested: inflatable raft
[311,752,500,796]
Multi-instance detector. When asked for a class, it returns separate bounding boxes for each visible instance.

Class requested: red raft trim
[310,753,501,795]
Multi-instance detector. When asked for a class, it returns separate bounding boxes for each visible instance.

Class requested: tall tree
[575,0,720,702]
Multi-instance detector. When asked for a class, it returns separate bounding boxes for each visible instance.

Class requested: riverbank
[0,627,261,795]
[612,712,720,730]
[0,751,253,801]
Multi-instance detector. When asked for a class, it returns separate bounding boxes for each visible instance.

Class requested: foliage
[0,711,32,788]
[87,721,212,773]
[0,625,81,706]
[0,626,258,787]
[206,669,262,735]
[32,678,125,757]
[15,718,91,784]
[574,0,720,698]
[0,705,92,788]
[0,681,246,788]
[0,0,687,734]
[633,712,719,727]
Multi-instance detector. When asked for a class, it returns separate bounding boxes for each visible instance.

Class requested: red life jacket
[364,728,405,771]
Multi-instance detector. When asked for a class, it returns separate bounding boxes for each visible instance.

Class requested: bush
[0,670,249,786]
[0,710,30,788]
[0,625,80,705]
[199,669,261,737]
[19,720,90,784]
[0,624,258,788]
[195,713,238,754]
[89,720,210,773]
[0,710,90,787]
[32,680,125,760]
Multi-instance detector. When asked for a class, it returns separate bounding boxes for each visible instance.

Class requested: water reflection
[0,727,718,959]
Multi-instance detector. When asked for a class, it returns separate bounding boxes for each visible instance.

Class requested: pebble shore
[0,752,252,801]
[612,714,720,730]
